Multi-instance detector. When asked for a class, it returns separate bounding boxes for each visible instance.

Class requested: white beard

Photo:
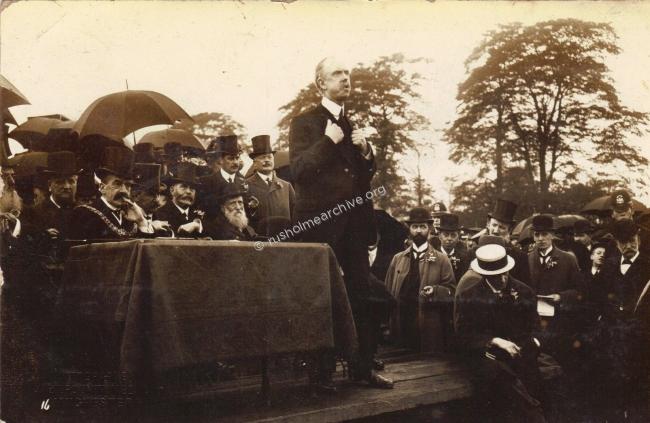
[225,208,249,231]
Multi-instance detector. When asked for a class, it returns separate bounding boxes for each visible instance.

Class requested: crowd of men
[1,56,649,422]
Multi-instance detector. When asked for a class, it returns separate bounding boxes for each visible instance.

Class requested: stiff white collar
[49,195,62,209]
[539,246,553,257]
[411,242,428,254]
[220,168,237,182]
[100,196,120,212]
[256,171,274,184]
[173,201,189,216]
[321,97,344,119]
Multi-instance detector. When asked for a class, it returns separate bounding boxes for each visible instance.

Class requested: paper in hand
[537,299,555,317]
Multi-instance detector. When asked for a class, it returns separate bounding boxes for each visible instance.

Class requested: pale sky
[2,1,649,204]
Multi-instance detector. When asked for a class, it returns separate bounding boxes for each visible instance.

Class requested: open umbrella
[41,120,79,152]
[73,90,192,140]
[8,117,66,150]
[512,216,535,239]
[138,128,203,150]
[2,108,17,126]
[6,151,48,177]
[0,74,30,109]
[580,195,646,214]
[555,214,588,231]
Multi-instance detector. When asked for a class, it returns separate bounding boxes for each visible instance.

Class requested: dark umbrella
[6,151,48,177]
[2,108,17,126]
[138,128,204,150]
[73,90,193,140]
[555,214,588,231]
[580,195,646,214]
[512,216,535,239]
[8,117,66,149]
[0,74,30,109]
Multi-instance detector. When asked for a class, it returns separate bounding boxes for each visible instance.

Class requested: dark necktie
[622,258,633,265]
[267,178,272,186]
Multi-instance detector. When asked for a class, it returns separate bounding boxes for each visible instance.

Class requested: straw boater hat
[471,242,515,276]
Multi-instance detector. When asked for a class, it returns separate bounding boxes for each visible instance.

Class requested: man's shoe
[367,370,394,389]
[372,358,385,371]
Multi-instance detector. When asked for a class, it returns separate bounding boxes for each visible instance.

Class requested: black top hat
[76,170,97,199]
[609,189,632,213]
[249,135,276,158]
[207,135,240,157]
[95,147,135,181]
[165,162,202,188]
[133,163,161,193]
[611,219,639,242]
[488,199,517,224]
[163,142,183,158]
[39,151,81,176]
[531,214,554,232]
[217,182,247,205]
[405,207,433,224]
[438,213,460,232]
[134,142,157,164]
[573,219,593,235]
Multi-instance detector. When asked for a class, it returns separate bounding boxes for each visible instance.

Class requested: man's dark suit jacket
[596,253,650,317]
[68,198,140,240]
[289,103,377,246]
[528,246,581,303]
[204,214,257,241]
[198,170,247,216]
[21,197,74,246]
[153,200,203,237]
[436,242,471,282]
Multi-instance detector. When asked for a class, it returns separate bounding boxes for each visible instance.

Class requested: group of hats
[206,134,276,159]
[405,203,462,232]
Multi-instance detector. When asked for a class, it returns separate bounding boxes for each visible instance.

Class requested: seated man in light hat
[454,235,545,423]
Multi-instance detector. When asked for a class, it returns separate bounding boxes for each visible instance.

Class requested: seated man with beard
[205,183,257,241]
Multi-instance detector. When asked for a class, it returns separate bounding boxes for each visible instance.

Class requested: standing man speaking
[289,57,392,389]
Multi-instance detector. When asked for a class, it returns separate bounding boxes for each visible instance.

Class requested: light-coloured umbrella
[0,74,30,109]
[73,90,192,140]
[139,128,204,150]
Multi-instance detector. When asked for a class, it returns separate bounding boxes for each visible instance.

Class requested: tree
[446,19,648,209]
[277,54,430,211]
[173,112,246,148]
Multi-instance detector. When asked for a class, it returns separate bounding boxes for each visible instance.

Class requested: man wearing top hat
[154,162,204,237]
[385,207,456,352]
[454,236,545,423]
[200,135,249,213]
[245,135,295,236]
[290,57,390,389]
[204,183,257,241]
[570,219,595,272]
[69,147,155,240]
[436,212,471,281]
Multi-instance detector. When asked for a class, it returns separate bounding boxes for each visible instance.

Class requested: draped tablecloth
[58,239,357,377]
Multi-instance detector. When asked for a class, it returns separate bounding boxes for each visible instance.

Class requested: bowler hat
[439,213,460,232]
[133,163,161,194]
[470,243,515,276]
[406,207,433,224]
[217,182,247,205]
[39,151,81,177]
[165,162,202,188]
[610,189,632,213]
[488,199,517,224]
[531,214,555,232]
[611,219,639,242]
[573,220,593,235]
[95,147,135,181]
[249,135,276,158]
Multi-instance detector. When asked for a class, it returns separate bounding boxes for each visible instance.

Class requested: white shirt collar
[220,168,236,182]
[49,195,61,209]
[540,246,553,256]
[321,97,344,119]
[173,201,189,216]
[100,196,120,212]
[621,252,640,265]
[441,246,454,256]
[412,242,428,254]
[256,171,274,183]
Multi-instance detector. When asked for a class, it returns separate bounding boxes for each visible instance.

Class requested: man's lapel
[315,104,357,167]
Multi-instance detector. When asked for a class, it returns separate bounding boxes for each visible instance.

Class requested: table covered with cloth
[56,239,357,379]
